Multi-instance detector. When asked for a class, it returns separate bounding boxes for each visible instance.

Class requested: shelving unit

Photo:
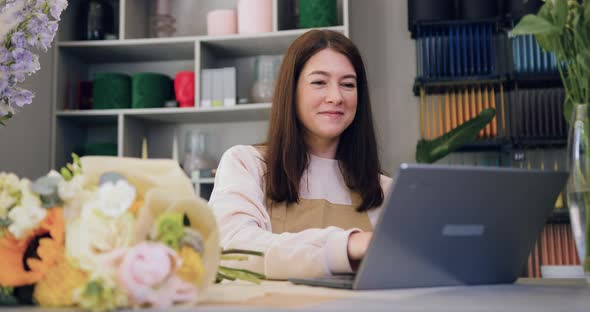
[51,0,349,199]
[407,0,579,278]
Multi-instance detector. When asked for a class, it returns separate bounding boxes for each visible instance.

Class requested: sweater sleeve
[208,145,358,280]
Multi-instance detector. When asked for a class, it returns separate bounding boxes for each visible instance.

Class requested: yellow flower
[33,259,88,307]
[74,277,128,312]
[177,246,204,285]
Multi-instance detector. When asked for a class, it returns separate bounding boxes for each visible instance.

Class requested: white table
[4,278,589,311]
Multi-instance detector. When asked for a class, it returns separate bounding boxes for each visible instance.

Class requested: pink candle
[207,10,237,36]
[238,0,273,34]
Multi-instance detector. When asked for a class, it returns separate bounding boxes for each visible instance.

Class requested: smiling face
[296,48,358,146]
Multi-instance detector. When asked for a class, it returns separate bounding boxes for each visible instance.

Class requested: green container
[92,73,131,109]
[76,142,118,156]
[132,73,173,109]
[298,0,338,28]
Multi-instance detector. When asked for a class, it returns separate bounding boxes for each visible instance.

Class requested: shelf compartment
[54,117,120,168]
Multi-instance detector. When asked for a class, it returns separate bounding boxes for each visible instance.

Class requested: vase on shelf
[78,0,115,40]
[250,55,280,103]
[566,103,590,283]
[150,0,176,38]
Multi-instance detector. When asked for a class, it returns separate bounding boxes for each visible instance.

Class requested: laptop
[289,163,569,290]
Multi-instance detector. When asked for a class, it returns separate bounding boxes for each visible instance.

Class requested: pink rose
[103,242,198,308]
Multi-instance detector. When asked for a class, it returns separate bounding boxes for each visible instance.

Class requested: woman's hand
[347,231,372,271]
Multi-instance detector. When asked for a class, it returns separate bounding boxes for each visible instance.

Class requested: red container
[174,71,195,108]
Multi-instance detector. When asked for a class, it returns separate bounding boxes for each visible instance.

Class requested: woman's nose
[325,83,343,104]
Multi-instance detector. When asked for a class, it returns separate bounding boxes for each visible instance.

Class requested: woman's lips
[319,111,344,116]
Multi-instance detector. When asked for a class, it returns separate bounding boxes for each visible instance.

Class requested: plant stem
[218,266,266,279]
[221,249,264,256]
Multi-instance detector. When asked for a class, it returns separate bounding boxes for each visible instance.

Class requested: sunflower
[33,259,88,307]
[0,208,65,287]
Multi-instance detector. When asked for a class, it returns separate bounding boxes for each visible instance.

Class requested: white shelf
[57,26,345,62]
[194,178,215,184]
[56,103,272,123]
[200,26,345,57]
[58,37,197,62]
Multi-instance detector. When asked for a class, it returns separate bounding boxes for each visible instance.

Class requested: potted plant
[512,0,590,282]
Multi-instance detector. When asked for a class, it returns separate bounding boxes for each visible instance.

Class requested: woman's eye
[342,83,356,89]
[311,80,326,86]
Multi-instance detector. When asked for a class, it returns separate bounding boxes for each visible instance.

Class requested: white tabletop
[3,278,589,311]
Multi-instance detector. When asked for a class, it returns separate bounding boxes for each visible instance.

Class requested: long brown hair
[262,29,383,212]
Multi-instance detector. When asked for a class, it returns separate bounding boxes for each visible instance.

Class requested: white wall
[350,0,420,176]
[0,47,53,178]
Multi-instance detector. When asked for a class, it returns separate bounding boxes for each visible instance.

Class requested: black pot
[408,0,455,27]
[77,0,115,40]
[506,0,544,19]
[458,0,500,20]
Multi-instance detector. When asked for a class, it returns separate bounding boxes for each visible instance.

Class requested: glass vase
[566,103,590,283]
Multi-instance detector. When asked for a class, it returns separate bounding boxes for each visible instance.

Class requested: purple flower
[0,47,10,63]
[38,21,58,50]
[1,0,20,14]
[9,87,34,107]
[0,75,8,95]
[10,48,40,81]
[26,13,49,38]
[11,48,35,65]
[11,31,27,49]
[49,0,67,20]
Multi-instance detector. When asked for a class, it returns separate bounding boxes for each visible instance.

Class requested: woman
[209,29,391,280]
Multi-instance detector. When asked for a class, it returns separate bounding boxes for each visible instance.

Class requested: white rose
[94,180,136,218]
[0,172,21,218]
[0,191,16,218]
[66,211,136,272]
[7,205,46,239]
[7,179,45,239]
[58,174,86,201]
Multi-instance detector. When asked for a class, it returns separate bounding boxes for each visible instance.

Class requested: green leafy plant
[216,249,266,284]
[416,108,496,163]
[512,0,590,119]
[513,0,590,274]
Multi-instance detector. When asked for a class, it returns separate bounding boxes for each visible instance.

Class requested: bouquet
[0,155,264,311]
[1,0,67,125]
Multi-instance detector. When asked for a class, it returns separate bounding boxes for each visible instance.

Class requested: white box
[200,69,212,108]
[212,69,224,107]
[223,67,237,107]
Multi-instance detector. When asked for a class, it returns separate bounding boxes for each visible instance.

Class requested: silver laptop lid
[354,163,568,290]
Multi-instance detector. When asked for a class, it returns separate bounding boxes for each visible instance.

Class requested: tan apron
[266,192,373,233]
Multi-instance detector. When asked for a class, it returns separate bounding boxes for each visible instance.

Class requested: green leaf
[0,112,13,126]
[552,0,568,30]
[563,95,574,125]
[535,33,559,53]
[220,255,249,261]
[416,108,496,164]
[513,15,560,36]
[577,50,590,73]
[221,249,264,257]
[0,217,11,227]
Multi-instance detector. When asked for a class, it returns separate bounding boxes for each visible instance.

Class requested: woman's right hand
[347,231,372,270]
